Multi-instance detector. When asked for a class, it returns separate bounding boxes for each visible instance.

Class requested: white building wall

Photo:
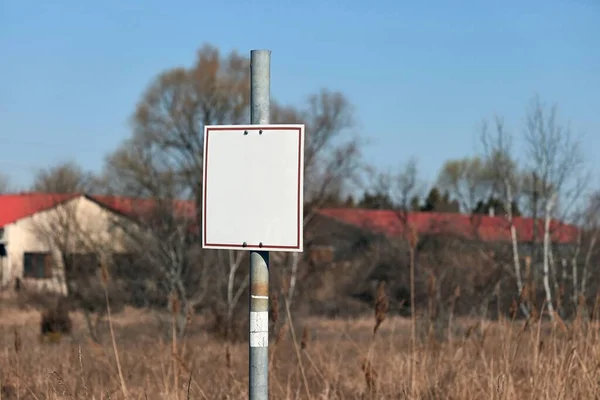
[0,195,134,294]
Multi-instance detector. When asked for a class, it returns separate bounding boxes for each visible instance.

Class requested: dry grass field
[1,298,600,400]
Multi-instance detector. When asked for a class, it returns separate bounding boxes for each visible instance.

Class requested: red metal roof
[0,193,79,227]
[91,195,196,219]
[0,194,579,245]
[317,208,579,244]
[0,193,196,227]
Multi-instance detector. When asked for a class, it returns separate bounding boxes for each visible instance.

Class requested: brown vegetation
[2,289,600,399]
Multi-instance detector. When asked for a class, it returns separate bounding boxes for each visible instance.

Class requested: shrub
[40,301,73,337]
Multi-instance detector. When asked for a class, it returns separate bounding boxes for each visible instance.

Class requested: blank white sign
[202,125,305,252]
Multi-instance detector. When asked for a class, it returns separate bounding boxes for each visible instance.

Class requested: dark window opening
[66,253,100,276]
[23,252,54,279]
[112,253,136,278]
[0,243,6,257]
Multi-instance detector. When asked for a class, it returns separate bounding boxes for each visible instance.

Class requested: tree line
[1,44,599,340]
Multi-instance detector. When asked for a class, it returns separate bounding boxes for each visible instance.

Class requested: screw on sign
[202,50,305,400]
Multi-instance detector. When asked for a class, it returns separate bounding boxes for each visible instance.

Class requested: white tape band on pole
[250,311,269,347]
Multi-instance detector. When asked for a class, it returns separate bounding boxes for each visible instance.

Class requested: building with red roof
[316,208,579,245]
[0,192,580,294]
[0,192,195,293]
[301,207,580,271]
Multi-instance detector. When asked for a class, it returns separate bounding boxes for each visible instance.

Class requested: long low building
[0,192,580,295]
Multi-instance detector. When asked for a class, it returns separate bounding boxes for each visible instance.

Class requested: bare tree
[390,158,423,350]
[437,157,490,213]
[102,44,363,327]
[28,194,115,341]
[480,116,531,318]
[353,158,423,281]
[579,192,600,300]
[395,158,422,210]
[281,91,362,212]
[26,163,122,340]
[106,196,211,337]
[101,45,252,336]
[31,161,98,194]
[271,91,363,308]
[115,44,249,211]
[365,157,422,211]
[523,95,587,317]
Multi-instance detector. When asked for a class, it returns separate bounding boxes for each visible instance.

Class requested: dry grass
[1,302,600,399]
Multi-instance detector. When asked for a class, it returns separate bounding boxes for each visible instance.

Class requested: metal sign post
[249,49,271,400]
[202,49,305,400]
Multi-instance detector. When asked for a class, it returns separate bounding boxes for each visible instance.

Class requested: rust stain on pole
[251,283,269,297]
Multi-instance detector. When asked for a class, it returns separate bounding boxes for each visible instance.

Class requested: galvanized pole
[249,49,271,400]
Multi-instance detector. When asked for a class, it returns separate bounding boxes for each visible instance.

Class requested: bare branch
[31,161,98,194]
[0,173,11,194]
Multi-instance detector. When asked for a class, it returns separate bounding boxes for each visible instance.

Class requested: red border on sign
[203,126,303,250]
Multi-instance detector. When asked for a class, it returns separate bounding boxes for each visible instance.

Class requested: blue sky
[1,0,598,192]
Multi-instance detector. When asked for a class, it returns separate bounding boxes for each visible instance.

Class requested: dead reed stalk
[170,291,181,400]
[448,285,460,343]
[271,292,280,325]
[362,280,389,397]
[101,261,129,399]
[13,327,20,400]
[283,297,311,399]
[408,226,418,397]
[301,326,308,351]
[361,358,377,397]
[373,281,388,336]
